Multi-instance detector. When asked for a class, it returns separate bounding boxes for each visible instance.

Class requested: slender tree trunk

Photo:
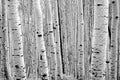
[43,0,58,80]
[0,0,12,79]
[83,0,94,80]
[21,0,34,79]
[34,0,49,80]
[8,0,27,79]
[57,0,69,76]
[108,0,119,80]
[51,0,63,79]
[118,0,120,79]
[77,0,85,79]
[90,0,109,80]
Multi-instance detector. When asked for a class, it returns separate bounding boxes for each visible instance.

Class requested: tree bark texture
[0,0,120,80]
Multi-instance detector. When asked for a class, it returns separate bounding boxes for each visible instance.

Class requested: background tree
[1,0,120,80]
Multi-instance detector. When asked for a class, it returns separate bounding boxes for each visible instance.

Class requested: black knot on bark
[40,55,42,60]
[49,31,53,33]
[57,74,60,77]
[42,74,47,77]
[22,76,25,78]
[111,45,114,47]
[106,61,110,63]
[80,44,82,46]
[115,16,119,19]
[15,65,19,68]
[112,1,115,4]
[38,34,42,37]
[41,50,45,53]
[53,27,56,29]
[97,4,103,6]
[37,32,39,34]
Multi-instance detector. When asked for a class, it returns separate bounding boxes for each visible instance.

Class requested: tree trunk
[8,0,27,79]
[90,0,109,80]
[34,0,49,79]
[108,0,119,80]
[0,0,120,80]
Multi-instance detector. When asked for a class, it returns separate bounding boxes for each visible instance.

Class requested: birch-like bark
[90,0,109,80]
[108,0,119,80]
[57,0,69,76]
[47,0,57,79]
[34,0,50,80]
[0,0,4,79]
[8,0,27,79]
[65,0,78,77]
[0,0,12,79]
[0,0,5,79]
[83,0,94,80]
[118,0,120,78]
[21,0,34,78]
[51,0,63,79]
[77,0,85,79]
[43,0,57,80]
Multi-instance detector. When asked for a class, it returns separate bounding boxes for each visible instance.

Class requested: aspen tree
[22,0,38,79]
[0,0,12,79]
[21,0,30,75]
[76,0,85,79]
[64,0,72,76]
[21,0,39,78]
[57,0,70,76]
[88,0,95,79]
[47,0,58,79]
[118,0,120,78]
[7,0,27,79]
[66,0,77,77]
[34,0,49,79]
[0,0,5,78]
[108,0,119,80]
[83,0,94,80]
[105,2,112,80]
[65,0,82,78]
[42,0,57,80]
[56,0,66,78]
[90,0,109,80]
[105,37,110,80]
[51,0,63,79]
[0,0,3,78]
[21,0,30,78]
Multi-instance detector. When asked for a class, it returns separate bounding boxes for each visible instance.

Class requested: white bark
[77,0,85,79]
[51,0,63,79]
[42,0,58,80]
[109,0,119,80]
[34,0,49,80]
[0,0,12,79]
[91,0,109,80]
[57,0,69,76]
[8,0,26,79]
[118,0,120,79]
